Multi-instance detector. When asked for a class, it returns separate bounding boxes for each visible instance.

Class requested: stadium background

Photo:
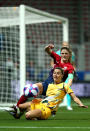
[0,1,90,131]
[0,0,90,71]
[0,0,90,101]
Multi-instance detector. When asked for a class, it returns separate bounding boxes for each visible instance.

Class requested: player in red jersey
[44,44,75,110]
[42,44,74,87]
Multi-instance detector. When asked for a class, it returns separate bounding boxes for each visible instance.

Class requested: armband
[68,74,74,79]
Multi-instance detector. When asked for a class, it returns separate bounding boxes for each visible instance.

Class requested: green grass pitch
[0,98,90,131]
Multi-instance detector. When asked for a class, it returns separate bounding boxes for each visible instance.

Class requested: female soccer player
[9,67,88,120]
[51,42,75,110]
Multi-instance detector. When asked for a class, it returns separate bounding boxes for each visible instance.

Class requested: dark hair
[54,67,64,75]
[61,47,72,62]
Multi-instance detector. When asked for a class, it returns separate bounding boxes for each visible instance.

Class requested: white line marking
[57,112,90,114]
[0,126,90,129]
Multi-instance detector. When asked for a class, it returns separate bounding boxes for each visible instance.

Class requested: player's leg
[19,101,32,110]
[25,109,42,120]
[63,77,73,110]
[59,95,67,107]
[26,102,51,120]
[67,94,73,110]
[59,89,73,110]
[17,95,28,107]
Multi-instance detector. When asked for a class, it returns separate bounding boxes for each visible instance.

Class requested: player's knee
[25,112,30,120]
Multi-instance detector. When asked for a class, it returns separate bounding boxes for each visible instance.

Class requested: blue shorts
[42,74,54,95]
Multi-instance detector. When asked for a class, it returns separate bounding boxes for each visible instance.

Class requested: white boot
[59,95,67,107]
[67,106,73,110]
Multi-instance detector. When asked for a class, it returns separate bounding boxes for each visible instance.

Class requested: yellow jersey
[41,82,73,111]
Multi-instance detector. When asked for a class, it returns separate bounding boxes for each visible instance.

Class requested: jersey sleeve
[64,84,73,94]
[56,50,61,56]
[51,51,61,61]
[68,64,74,74]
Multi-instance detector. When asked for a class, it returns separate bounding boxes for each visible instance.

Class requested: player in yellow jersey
[8,67,88,120]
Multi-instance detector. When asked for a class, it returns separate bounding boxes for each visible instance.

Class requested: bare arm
[50,59,54,68]
[45,44,54,55]
[70,92,88,108]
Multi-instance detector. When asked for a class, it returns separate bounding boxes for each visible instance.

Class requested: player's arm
[45,44,54,55]
[65,73,74,87]
[50,50,60,68]
[50,59,54,68]
[70,92,88,108]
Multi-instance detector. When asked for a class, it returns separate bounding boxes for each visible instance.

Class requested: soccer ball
[24,84,39,97]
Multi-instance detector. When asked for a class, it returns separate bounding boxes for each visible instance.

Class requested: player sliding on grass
[8,67,88,120]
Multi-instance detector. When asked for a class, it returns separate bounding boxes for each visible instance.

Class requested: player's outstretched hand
[80,105,88,108]
[47,44,54,49]
[45,44,54,54]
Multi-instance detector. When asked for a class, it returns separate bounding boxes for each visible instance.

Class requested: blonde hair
[62,41,70,48]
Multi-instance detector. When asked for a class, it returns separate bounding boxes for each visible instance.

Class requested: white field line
[0,126,90,129]
[57,112,90,114]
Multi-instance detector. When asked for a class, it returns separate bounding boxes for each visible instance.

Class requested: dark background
[0,0,90,97]
[0,0,90,45]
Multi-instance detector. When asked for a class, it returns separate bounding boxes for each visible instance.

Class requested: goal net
[0,5,69,106]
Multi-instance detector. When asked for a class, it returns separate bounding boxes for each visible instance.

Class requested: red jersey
[51,51,74,81]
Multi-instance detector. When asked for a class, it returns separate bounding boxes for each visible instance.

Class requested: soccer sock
[67,94,71,107]
[17,95,28,107]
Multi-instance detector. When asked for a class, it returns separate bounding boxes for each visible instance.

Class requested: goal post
[24,5,69,41]
[0,5,69,106]
[19,5,26,97]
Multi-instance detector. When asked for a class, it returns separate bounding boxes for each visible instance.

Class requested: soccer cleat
[10,105,24,119]
[5,105,24,119]
[5,107,20,119]
[67,106,73,110]
[10,105,18,112]
[9,111,21,119]
[51,111,56,117]
[6,105,21,119]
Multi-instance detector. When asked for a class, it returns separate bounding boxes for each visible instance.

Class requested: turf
[0,98,90,131]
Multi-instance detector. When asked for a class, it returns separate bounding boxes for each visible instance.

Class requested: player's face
[61,49,70,62]
[53,69,63,84]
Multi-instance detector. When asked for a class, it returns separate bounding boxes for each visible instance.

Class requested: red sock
[17,95,28,107]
